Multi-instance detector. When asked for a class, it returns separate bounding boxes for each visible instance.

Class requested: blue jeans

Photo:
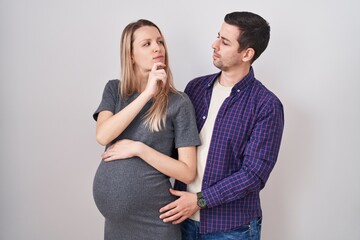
[181,217,262,240]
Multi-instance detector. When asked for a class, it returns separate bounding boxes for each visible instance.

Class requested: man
[159,11,284,239]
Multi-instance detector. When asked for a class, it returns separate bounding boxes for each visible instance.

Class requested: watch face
[198,198,206,208]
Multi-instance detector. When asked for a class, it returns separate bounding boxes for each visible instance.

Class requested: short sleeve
[172,93,201,148]
[93,80,119,121]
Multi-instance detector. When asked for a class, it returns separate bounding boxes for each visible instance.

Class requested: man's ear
[242,48,255,63]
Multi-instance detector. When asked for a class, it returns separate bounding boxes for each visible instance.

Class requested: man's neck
[218,65,251,87]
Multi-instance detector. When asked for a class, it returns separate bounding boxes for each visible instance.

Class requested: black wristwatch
[196,192,207,209]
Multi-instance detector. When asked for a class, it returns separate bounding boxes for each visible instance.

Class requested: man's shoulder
[193,72,218,81]
[185,73,218,92]
[252,79,283,109]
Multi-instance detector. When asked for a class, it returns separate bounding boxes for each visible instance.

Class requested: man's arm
[160,98,284,223]
[203,98,284,207]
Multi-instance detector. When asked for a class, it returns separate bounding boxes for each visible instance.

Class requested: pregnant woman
[92,19,200,240]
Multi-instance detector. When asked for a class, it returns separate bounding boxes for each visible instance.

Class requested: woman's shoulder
[168,91,193,112]
[102,79,120,95]
[169,90,190,103]
[107,79,120,87]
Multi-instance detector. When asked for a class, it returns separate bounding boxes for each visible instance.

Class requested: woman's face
[132,26,166,75]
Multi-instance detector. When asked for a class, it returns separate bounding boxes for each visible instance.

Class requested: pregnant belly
[93,158,174,221]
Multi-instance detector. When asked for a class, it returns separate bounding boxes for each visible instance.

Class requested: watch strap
[196,191,207,209]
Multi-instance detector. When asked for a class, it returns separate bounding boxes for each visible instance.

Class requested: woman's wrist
[134,141,146,157]
[141,88,154,100]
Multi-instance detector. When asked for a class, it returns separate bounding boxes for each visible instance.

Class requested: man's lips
[213,52,220,59]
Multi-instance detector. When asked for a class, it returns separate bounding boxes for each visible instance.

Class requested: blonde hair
[120,19,177,132]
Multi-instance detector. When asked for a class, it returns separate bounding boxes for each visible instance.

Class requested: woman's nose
[154,43,161,52]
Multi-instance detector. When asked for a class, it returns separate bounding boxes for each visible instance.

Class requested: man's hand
[159,189,199,224]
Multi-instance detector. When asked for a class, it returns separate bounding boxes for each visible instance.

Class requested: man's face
[211,22,244,71]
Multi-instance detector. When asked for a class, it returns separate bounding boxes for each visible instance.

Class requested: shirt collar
[205,67,255,93]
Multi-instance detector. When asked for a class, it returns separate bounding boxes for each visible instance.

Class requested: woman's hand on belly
[102,139,141,162]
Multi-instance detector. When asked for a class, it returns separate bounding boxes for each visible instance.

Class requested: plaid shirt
[175,67,284,233]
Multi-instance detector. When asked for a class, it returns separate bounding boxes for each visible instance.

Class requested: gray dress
[93,80,200,240]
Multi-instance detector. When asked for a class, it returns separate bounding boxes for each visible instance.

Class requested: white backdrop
[1,0,359,239]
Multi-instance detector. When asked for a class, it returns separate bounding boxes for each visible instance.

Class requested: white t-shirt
[187,79,232,221]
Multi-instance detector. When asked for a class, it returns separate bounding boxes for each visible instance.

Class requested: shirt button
[202,116,206,120]
[237,89,240,93]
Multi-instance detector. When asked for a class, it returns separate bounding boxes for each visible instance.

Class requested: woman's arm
[102,140,197,184]
[96,92,152,146]
[96,63,167,146]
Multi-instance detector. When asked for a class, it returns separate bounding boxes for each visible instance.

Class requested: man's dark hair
[225,11,270,63]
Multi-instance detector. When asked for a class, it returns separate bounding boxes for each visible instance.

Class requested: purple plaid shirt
[175,67,284,233]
